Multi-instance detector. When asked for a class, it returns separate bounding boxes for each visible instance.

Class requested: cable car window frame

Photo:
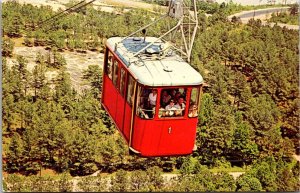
[112,58,119,88]
[136,85,156,120]
[188,87,199,118]
[126,74,135,106]
[105,49,113,80]
[158,87,188,119]
[119,67,126,97]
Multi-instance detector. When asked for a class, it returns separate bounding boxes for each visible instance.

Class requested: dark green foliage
[68,130,99,176]
[178,164,215,191]
[197,1,220,14]
[14,55,31,99]
[2,1,155,51]
[82,65,103,99]
[34,30,48,46]
[237,156,300,191]
[24,37,34,47]
[58,173,73,192]
[54,70,74,101]
[5,133,25,173]
[48,30,66,49]
[198,102,236,163]
[2,93,19,131]
[179,156,205,176]
[194,7,298,162]
[46,47,67,69]
[77,175,108,192]
[146,166,164,191]
[31,61,50,100]
[292,160,300,178]
[198,93,213,127]
[2,2,25,38]
[29,175,59,192]
[179,156,195,175]
[110,169,129,192]
[246,94,280,130]
[2,1,299,192]
[231,112,259,160]
[129,170,149,191]
[214,172,236,191]
[289,3,299,15]
[275,159,299,191]
[4,174,29,192]
[2,60,123,176]
[236,174,263,191]
[250,160,278,191]
[269,11,299,25]
[2,37,15,57]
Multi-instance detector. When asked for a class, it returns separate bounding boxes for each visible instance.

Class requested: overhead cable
[36,0,96,28]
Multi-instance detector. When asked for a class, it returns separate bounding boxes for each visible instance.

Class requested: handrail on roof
[131,18,182,59]
[112,0,198,65]
[115,14,168,48]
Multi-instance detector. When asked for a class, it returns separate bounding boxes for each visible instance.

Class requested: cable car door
[155,89,195,155]
[157,119,195,155]
[115,67,127,132]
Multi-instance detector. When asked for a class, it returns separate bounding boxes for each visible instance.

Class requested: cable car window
[158,88,187,118]
[188,87,199,118]
[126,75,135,106]
[119,68,126,97]
[136,86,155,119]
[112,59,119,87]
[106,51,113,80]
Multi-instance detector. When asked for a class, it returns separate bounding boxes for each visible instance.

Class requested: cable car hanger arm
[116,14,169,47]
[130,17,183,59]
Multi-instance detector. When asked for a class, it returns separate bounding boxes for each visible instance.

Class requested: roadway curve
[228,7,299,30]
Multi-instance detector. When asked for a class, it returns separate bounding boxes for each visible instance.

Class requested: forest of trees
[2,0,299,192]
[268,3,299,25]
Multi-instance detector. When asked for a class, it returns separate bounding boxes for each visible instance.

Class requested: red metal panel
[115,95,125,132]
[123,103,132,142]
[102,76,118,122]
[102,75,130,145]
[132,116,197,157]
[132,117,150,153]
[102,76,111,110]
[158,118,197,155]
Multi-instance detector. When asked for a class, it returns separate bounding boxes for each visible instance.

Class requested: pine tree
[2,37,15,57]
[110,169,129,192]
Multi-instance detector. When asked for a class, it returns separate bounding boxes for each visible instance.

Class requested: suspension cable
[35,0,96,29]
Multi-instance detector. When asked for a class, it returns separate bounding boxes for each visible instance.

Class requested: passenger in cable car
[174,91,181,103]
[161,90,172,108]
[147,89,157,118]
[170,89,177,99]
[148,89,157,108]
[188,103,198,118]
[174,96,186,116]
[165,99,177,116]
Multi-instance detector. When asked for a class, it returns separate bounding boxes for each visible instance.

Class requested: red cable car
[101,36,204,157]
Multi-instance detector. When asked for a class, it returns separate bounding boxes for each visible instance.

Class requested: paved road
[228,7,299,30]
[232,7,290,19]
[216,0,298,6]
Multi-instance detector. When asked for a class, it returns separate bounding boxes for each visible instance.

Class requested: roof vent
[133,37,142,41]
[163,65,173,72]
[145,47,160,54]
[160,42,173,57]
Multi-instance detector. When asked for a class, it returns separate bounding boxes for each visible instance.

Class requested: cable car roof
[106,37,203,87]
